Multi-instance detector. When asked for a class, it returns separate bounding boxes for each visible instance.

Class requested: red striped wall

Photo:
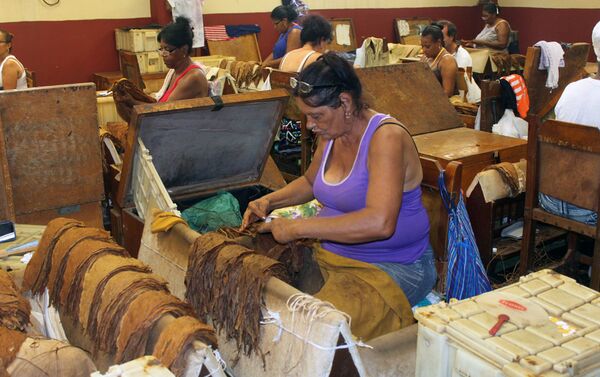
[1,4,597,87]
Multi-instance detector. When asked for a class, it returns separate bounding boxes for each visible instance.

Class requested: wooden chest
[0,84,104,227]
[115,90,289,256]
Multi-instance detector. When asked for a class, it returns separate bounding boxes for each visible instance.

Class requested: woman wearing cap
[462,3,511,52]
[0,29,27,90]
[242,53,436,307]
[262,4,302,68]
[279,14,331,73]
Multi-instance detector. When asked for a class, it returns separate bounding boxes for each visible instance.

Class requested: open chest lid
[355,63,463,135]
[117,89,289,209]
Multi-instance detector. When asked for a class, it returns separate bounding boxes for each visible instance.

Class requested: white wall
[500,0,600,8]
[203,0,478,14]
[0,0,151,22]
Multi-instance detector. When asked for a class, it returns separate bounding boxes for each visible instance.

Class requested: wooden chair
[520,116,600,290]
[118,50,146,91]
[25,69,36,88]
[523,43,590,118]
[420,156,463,292]
[455,69,469,103]
[265,68,312,181]
[479,79,503,133]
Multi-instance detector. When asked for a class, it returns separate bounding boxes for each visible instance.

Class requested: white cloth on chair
[534,40,564,90]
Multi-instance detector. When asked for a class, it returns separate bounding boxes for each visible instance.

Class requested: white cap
[593,21,600,62]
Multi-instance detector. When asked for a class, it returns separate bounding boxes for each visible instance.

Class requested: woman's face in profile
[0,33,11,56]
[295,96,345,140]
[272,18,289,34]
[421,35,440,59]
[158,39,183,69]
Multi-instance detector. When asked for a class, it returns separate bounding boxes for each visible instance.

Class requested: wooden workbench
[414,128,526,191]
[356,63,528,192]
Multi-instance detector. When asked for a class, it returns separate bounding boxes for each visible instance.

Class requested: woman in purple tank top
[241,53,436,305]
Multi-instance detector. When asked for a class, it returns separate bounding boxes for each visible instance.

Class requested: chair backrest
[420,156,462,288]
[456,68,468,102]
[531,117,600,212]
[25,69,36,88]
[479,79,503,132]
[508,30,520,54]
[118,50,145,91]
[524,43,590,118]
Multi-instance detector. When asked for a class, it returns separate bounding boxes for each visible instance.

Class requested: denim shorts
[372,245,437,306]
[538,193,598,225]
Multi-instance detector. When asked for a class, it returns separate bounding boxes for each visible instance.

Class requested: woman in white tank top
[462,3,511,53]
[279,14,332,73]
[0,29,27,90]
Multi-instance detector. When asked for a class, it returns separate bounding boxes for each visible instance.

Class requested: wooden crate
[0,84,104,227]
[113,90,289,256]
[93,71,167,92]
[207,34,261,63]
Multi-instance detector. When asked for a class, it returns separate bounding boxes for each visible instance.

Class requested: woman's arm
[166,70,209,101]
[440,55,458,97]
[262,52,280,68]
[1,60,21,90]
[264,124,410,243]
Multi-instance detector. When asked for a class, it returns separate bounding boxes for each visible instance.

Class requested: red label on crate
[499,300,527,311]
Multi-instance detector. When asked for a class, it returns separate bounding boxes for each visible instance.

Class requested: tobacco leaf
[152,316,217,377]
[22,218,84,295]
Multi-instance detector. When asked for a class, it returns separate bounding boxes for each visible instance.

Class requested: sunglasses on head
[289,77,339,95]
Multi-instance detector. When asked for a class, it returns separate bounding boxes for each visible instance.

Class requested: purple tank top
[313,113,430,264]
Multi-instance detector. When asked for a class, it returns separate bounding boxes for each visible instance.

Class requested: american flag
[204,25,230,41]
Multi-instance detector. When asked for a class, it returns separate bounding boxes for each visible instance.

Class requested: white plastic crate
[191,55,236,68]
[131,139,179,220]
[115,28,159,53]
[130,51,165,75]
[415,270,600,377]
[96,94,121,126]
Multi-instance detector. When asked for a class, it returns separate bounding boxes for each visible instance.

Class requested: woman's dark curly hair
[157,16,194,54]
[293,52,365,116]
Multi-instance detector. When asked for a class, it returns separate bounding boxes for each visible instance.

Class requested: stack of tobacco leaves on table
[0,270,30,376]
[185,232,288,356]
[152,316,218,377]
